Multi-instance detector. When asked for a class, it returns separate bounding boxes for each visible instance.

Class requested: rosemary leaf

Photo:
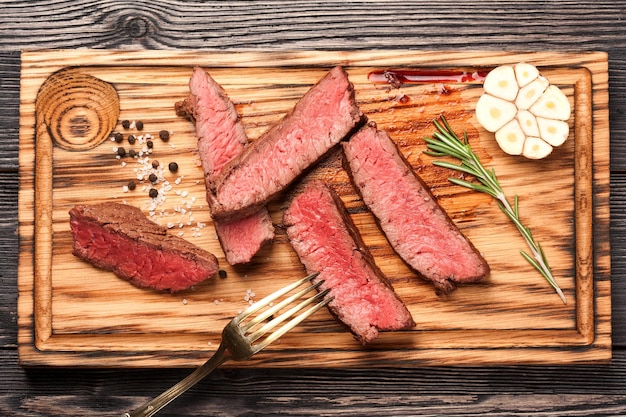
[448,178,498,198]
[424,116,567,304]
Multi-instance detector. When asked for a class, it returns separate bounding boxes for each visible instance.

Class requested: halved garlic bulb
[476,62,571,159]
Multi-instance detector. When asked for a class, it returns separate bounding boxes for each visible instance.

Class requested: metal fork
[124,272,330,417]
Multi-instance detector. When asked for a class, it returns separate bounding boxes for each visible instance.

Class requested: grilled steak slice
[208,66,365,222]
[342,124,490,294]
[70,202,219,292]
[283,180,415,344]
[176,67,274,265]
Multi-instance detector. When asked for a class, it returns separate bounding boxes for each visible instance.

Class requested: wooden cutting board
[17,50,611,367]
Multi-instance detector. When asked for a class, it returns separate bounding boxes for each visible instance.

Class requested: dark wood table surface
[2,1,626,415]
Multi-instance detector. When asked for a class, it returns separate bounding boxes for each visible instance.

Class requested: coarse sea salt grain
[244,289,256,305]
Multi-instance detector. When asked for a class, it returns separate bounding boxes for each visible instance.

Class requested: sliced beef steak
[342,124,490,294]
[69,202,219,292]
[208,66,365,222]
[283,180,415,344]
[176,67,274,265]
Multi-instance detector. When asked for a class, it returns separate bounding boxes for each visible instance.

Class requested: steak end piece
[213,211,275,265]
[209,65,366,222]
[342,124,490,294]
[69,202,219,292]
[177,67,275,265]
[283,180,415,344]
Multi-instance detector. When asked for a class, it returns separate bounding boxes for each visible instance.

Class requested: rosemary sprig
[423,116,566,304]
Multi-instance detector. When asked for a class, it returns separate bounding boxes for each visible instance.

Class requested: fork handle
[124,344,230,417]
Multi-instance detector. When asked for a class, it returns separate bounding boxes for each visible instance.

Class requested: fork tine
[235,272,319,322]
[249,288,333,350]
[241,279,325,332]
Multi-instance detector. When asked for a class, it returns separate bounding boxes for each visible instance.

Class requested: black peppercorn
[136,120,144,131]
[151,160,159,169]
[129,149,136,158]
[159,130,170,141]
[218,269,227,279]
[127,134,136,145]
[148,173,158,183]
[148,188,158,198]
[122,120,130,129]
[146,140,153,149]
[127,180,136,191]
[168,162,179,172]
[117,147,126,157]
[114,132,123,143]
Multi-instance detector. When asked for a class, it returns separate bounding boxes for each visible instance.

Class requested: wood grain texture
[2,1,626,415]
[16,50,610,367]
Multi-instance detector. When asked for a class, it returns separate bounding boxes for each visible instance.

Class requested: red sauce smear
[368,69,488,87]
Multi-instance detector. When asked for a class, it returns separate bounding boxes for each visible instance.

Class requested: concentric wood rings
[35,68,120,151]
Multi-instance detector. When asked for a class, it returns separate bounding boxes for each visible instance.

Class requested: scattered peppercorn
[122,120,130,129]
[127,134,136,145]
[168,162,179,172]
[151,160,160,169]
[159,130,170,142]
[218,269,227,279]
[148,173,158,183]
[129,149,136,158]
[148,188,158,198]
[113,132,123,143]
[117,147,126,157]
[127,180,136,191]
[136,120,144,131]
[146,140,153,149]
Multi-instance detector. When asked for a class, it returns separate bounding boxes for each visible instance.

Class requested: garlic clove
[514,62,540,87]
[522,136,553,159]
[537,117,570,147]
[483,65,519,101]
[475,93,518,132]
[495,119,525,155]
[515,76,549,110]
[516,110,540,137]
[529,85,571,120]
